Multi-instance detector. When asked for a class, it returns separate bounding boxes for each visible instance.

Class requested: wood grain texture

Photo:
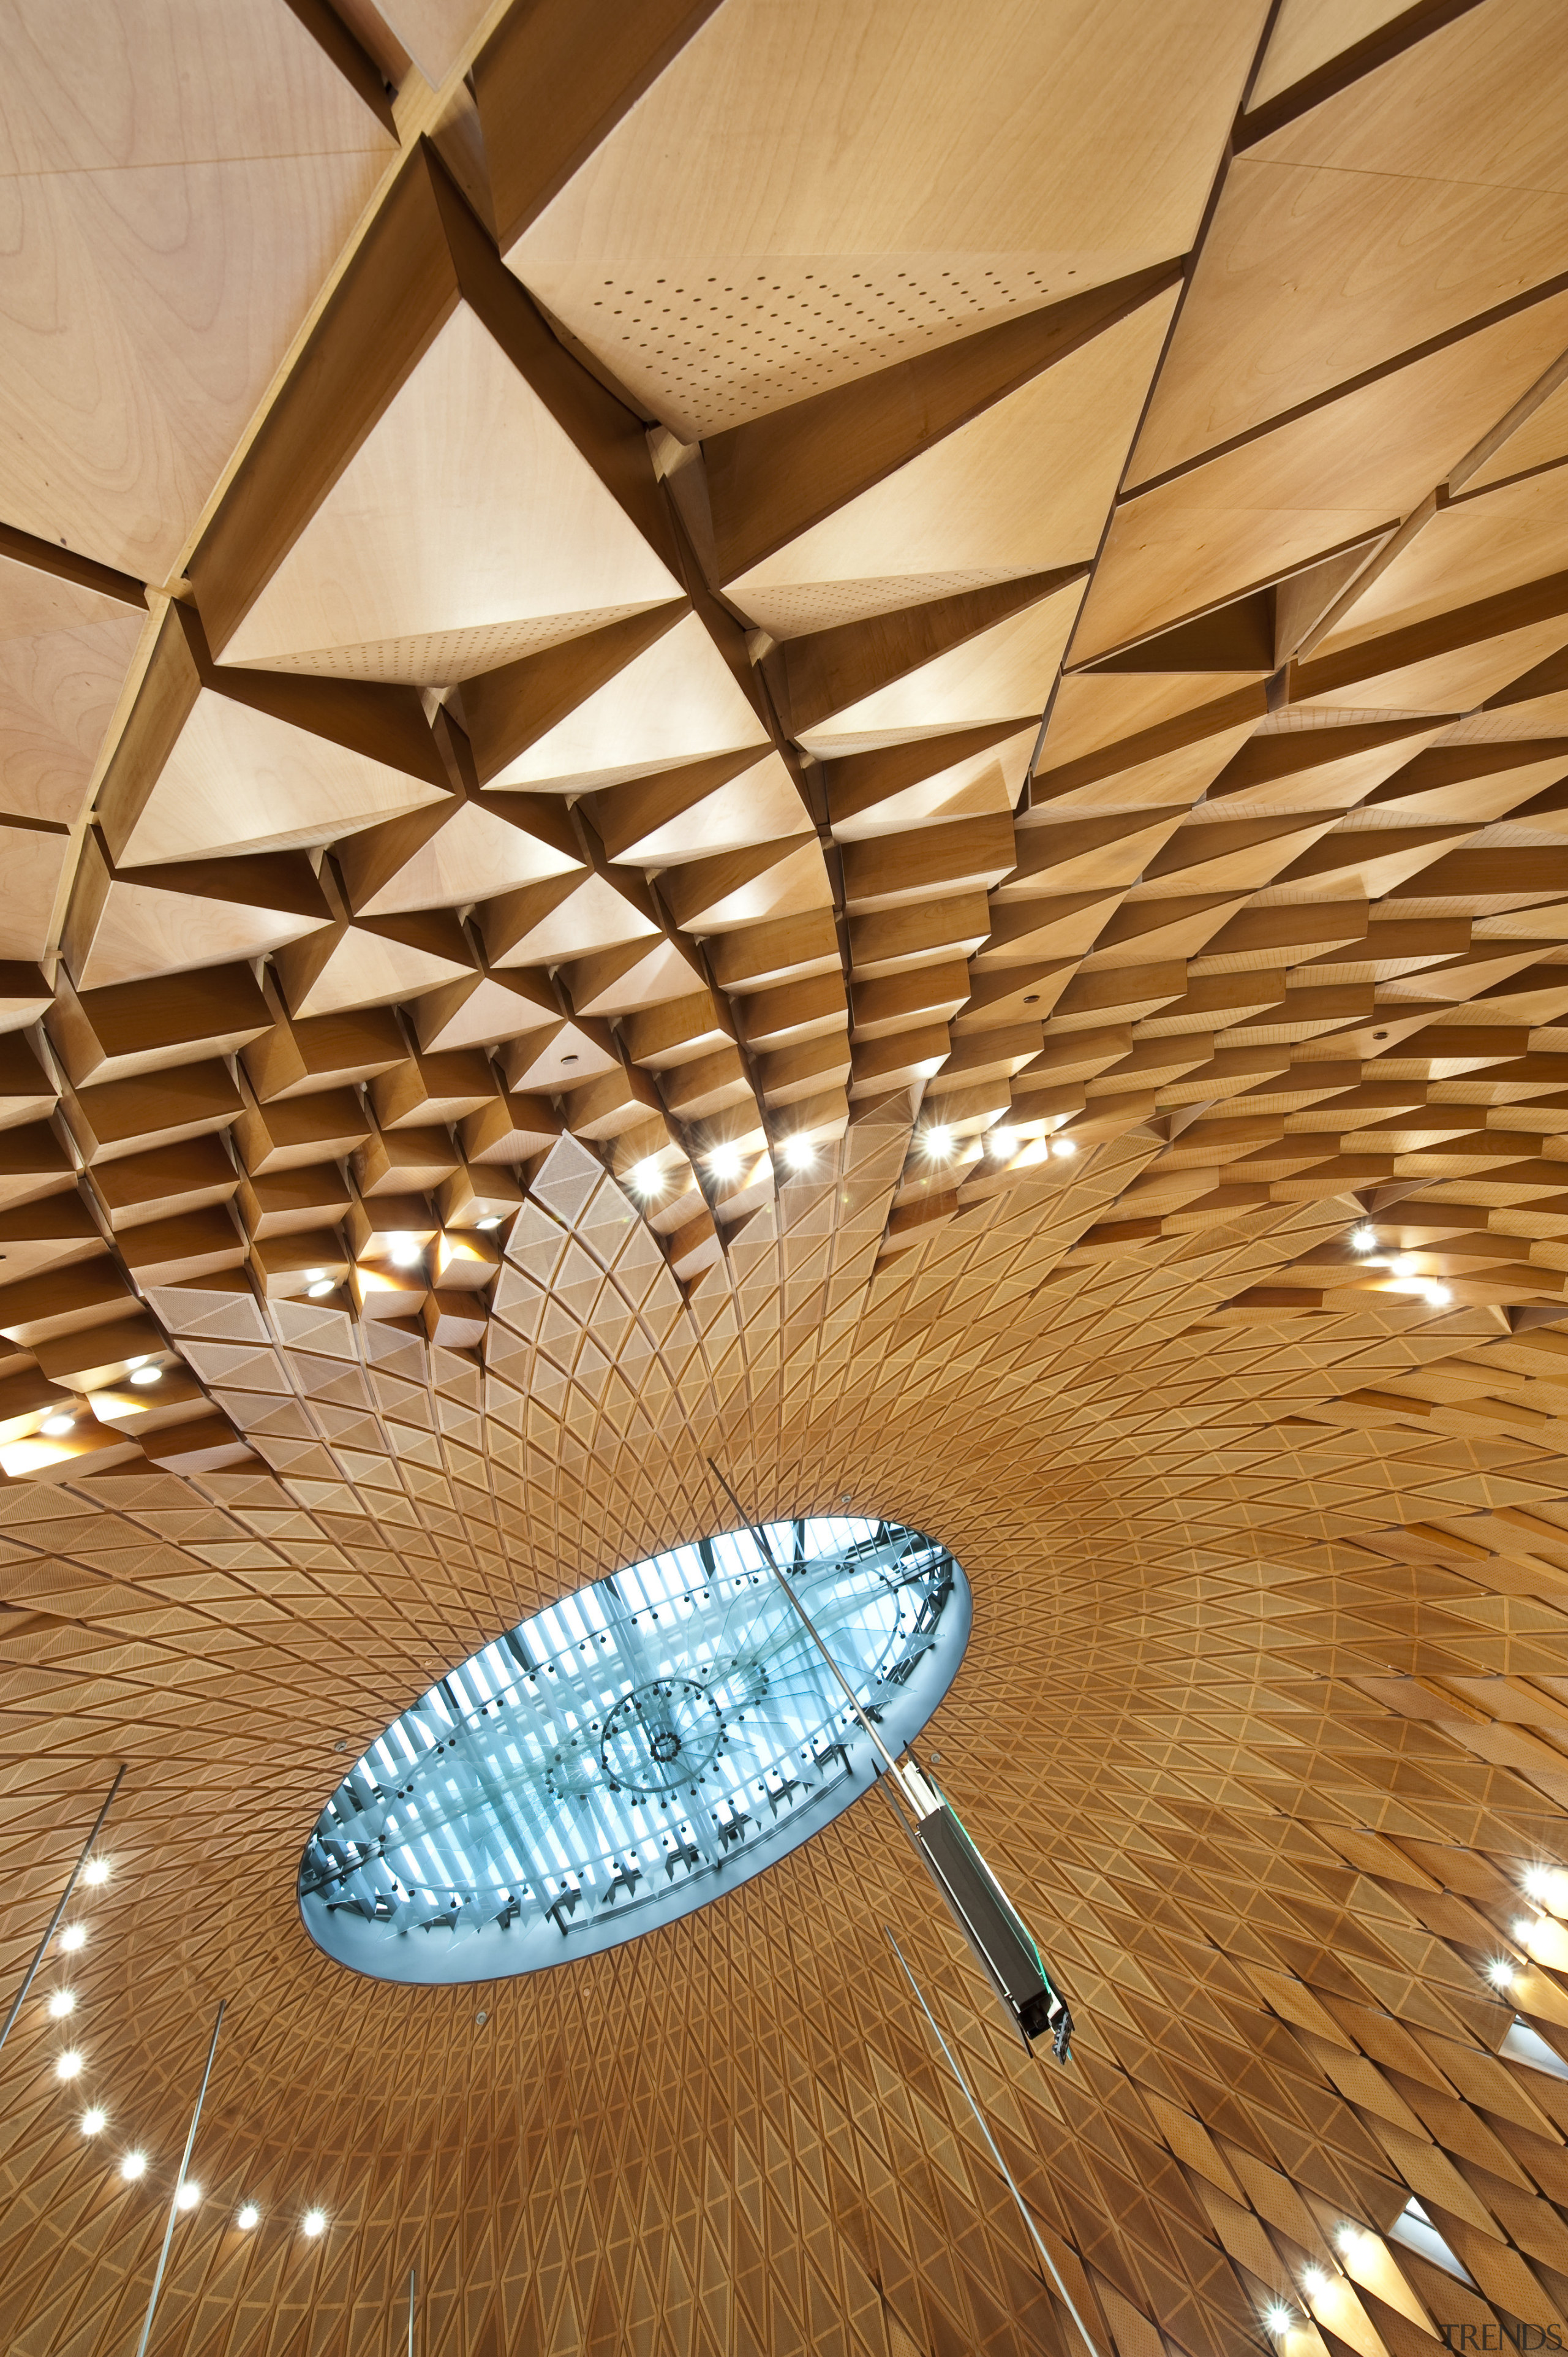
[18,12,1568,2357]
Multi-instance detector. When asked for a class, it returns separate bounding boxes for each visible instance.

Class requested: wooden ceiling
[10,1,1568,2351]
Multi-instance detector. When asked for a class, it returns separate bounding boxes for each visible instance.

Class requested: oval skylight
[300,1516,970,1983]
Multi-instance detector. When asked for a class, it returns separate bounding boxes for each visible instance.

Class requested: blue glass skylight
[301,1516,969,1982]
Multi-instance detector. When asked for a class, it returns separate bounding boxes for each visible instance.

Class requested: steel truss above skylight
[300,1516,970,1982]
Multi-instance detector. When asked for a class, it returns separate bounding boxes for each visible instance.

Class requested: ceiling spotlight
[386,1233,421,1267]
[81,2108,105,2136]
[1264,2305,1294,2336]
[120,2150,146,2181]
[1514,1916,1537,1942]
[47,1989,75,2018]
[1051,1136,1078,1159]
[1488,1958,1518,1989]
[175,2180,201,2211]
[988,1127,1019,1159]
[82,1858,108,1886]
[236,2203,260,2231]
[922,1126,952,1158]
[707,1144,743,1181]
[306,1279,336,1299]
[55,2050,83,2080]
[1334,2223,1362,2257]
[631,1157,665,1195]
[1392,1253,1419,1277]
[128,1364,162,1386]
[59,1923,85,1951]
[475,1215,502,1231]
[1300,2265,1325,2296]
[40,1413,75,1437]
[1423,1281,1453,1306]
[301,2208,326,2238]
[1349,1225,1377,1252]
[782,1135,816,1171]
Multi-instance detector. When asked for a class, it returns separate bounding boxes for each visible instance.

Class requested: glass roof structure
[301,1516,970,1983]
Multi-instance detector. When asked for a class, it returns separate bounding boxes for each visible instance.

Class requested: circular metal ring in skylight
[300,1516,970,1983]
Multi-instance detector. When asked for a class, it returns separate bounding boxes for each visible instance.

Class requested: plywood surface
[9,8,1568,2357]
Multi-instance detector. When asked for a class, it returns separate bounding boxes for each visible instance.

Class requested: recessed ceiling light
[1349,1225,1376,1252]
[306,1279,336,1298]
[988,1127,1017,1158]
[176,2180,201,2211]
[782,1135,815,1171]
[236,2203,260,2231]
[707,1144,742,1181]
[1050,1137,1077,1158]
[82,1859,108,1886]
[302,2208,326,2238]
[631,1157,664,1194]
[120,2149,146,2180]
[475,1215,502,1230]
[55,2050,83,2079]
[60,1923,85,1951]
[81,2108,105,2135]
[41,1413,75,1437]
[387,1234,421,1267]
[129,1365,162,1387]
[47,1989,75,2018]
[922,1126,952,1157]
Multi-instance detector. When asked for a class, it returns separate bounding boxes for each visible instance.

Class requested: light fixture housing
[302,2209,326,2238]
[83,1859,108,1886]
[120,2150,146,2180]
[176,2181,201,2211]
[55,2049,83,2079]
[301,1518,970,1985]
[910,1778,1072,2059]
[60,1923,86,1951]
[128,1365,162,1387]
[236,2203,260,2231]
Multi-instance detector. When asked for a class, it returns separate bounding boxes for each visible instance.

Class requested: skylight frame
[300,1517,970,1983]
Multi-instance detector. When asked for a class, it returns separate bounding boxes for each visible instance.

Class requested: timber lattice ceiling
[10,2,1568,2354]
